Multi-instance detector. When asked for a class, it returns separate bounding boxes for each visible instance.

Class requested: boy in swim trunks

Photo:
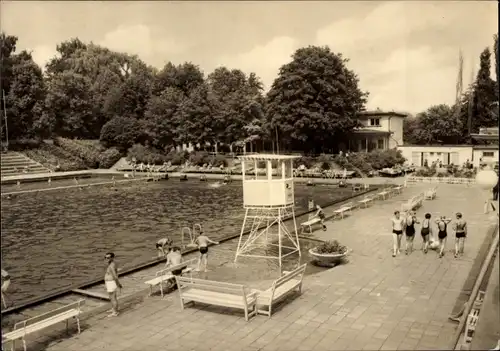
[453,213,467,258]
[195,232,219,272]
[435,216,452,258]
[156,237,173,258]
[391,211,405,257]
[104,252,122,317]
[315,204,327,231]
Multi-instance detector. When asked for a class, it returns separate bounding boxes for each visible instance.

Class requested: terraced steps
[1,152,51,177]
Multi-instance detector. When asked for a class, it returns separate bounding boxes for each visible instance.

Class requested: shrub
[6,139,42,151]
[127,144,166,165]
[414,167,436,177]
[54,137,100,168]
[100,117,145,152]
[213,154,227,167]
[313,240,347,254]
[293,156,315,169]
[98,147,123,169]
[189,151,211,166]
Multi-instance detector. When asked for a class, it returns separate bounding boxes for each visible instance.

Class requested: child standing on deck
[453,213,467,258]
[404,211,419,255]
[435,216,452,258]
[195,232,219,272]
[420,213,432,254]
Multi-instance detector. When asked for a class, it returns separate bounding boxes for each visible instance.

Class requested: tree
[144,87,186,149]
[207,67,266,147]
[44,71,94,137]
[100,116,146,151]
[5,51,46,139]
[471,48,498,132]
[402,116,420,145]
[152,62,204,97]
[103,62,154,121]
[265,46,368,153]
[408,104,463,144]
[176,83,218,146]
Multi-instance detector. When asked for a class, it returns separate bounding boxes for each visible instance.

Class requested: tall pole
[275,126,279,155]
[2,90,8,150]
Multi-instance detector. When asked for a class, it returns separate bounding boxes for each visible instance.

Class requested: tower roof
[238,154,299,161]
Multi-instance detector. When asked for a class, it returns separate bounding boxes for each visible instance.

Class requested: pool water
[1,179,353,306]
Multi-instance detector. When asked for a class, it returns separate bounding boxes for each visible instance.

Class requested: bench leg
[22,337,27,351]
[75,317,81,334]
[149,285,152,297]
[160,282,164,298]
[66,319,69,335]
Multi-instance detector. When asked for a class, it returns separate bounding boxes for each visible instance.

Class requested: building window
[377,139,384,149]
[370,118,380,126]
[482,151,494,157]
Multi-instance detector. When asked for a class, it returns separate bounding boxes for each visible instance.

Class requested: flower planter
[308,248,348,267]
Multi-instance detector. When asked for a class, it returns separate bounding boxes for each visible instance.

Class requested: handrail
[180,227,193,249]
[450,222,499,350]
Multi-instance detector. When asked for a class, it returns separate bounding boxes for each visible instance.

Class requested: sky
[1,1,498,115]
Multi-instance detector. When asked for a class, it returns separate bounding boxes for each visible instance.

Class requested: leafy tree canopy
[266,46,368,153]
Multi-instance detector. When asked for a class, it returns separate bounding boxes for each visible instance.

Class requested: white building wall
[388,117,404,149]
[397,145,473,166]
[472,149,499,168]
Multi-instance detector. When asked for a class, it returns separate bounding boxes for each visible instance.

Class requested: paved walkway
[20,184,498,351]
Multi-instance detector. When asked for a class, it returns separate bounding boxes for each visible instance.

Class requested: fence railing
[406,176,476,185]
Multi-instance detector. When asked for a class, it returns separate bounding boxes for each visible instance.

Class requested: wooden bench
[175,277,258,321]
[377,189,391,200]
[333,202,354,219]
[392,185,404,194]
[145,259,196,297]
[300,217,322,234]
[2,300,85,351]
[251,264,306,317]
[424,186,437,200]
[358,195,375,208]
[401,193,424,212]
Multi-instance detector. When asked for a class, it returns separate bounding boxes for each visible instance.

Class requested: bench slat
[301,218,320,226]
[4,309,80,341]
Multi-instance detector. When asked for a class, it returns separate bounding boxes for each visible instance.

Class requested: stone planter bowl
[309,248,349,267]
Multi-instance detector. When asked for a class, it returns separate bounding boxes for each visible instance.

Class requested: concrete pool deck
[8,184,499,351]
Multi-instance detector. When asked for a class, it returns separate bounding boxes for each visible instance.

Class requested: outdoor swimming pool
[1,179,353,306]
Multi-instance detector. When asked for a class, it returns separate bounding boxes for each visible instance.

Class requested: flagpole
[2,90,8,150]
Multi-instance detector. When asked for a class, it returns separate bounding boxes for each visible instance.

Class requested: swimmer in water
[391,211,405,257]
[1,269,11,308]
[156,237,173,258]
[453,213,467,258]
[404,211,419,255]
[195,232,219,272]
[104,252,122,317]
[435,216,452,258]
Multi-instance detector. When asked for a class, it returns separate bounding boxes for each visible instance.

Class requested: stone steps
[1,152,51,177]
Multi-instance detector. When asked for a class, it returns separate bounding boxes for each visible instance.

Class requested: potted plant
[309,240,349,267]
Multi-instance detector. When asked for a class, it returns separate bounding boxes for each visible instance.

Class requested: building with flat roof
[346,110,407,152]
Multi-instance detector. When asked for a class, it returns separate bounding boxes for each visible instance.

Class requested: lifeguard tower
[234,154,301,267]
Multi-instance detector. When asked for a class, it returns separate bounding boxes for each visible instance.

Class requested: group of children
[391,210,467,258]
[156,231,219,273]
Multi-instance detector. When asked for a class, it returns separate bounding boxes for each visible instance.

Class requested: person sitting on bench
[165,246,183,288]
